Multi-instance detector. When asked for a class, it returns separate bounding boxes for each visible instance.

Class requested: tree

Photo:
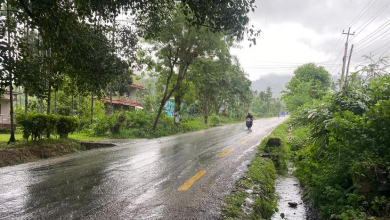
[1,1,18,143]
[191,58,223,124]
[150,11,230,130]
[282,63,331,112]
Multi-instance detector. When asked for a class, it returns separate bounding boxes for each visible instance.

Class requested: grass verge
[221,121,290,220]
[0,139,85,167]
[0,133,108,147]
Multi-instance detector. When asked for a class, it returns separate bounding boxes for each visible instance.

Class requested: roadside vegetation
[0,139,83,167]
[221,121,290,220]
[283,58,390,219]
[0,0,284,167]
[0,0,259,145]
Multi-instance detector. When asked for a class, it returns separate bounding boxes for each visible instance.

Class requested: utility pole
[345,44,354,88]
[340,27,354,90]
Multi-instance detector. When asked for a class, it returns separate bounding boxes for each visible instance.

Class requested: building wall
[0,100,10,116]
[127,87,138,99]
[0,100,11,125]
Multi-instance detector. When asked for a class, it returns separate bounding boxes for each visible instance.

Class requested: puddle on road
[271,165,306,220]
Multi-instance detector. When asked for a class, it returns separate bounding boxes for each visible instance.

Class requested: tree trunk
[90,93,94,125]
[153,97,167,131]
[54,90,57,115]
[214,101,221,115]
[24,90,28,115]
[109,88,113,114]
[174,95,181,125]
[39,99,43,114]
[47,82,51,115]
[19,87,22,107]
[71,92,74,116]
[8,84,16,143]
[6,1,15,143]
[204,114,208,124]
[78,94,81,119]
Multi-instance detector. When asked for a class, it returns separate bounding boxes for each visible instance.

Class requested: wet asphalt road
[0,117,288,220]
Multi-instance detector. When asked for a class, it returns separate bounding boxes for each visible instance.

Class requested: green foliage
[90,116,111,136]
[221,121,290,220]
[282,63,331,112]
[251,87,283,117]
[16,113,80,140]
[209,114,221,126]
[0,127,10,134]
[79,99,106,129]
[56,116,80,138]
[289,71,390,218]
[221,158,277,220]
[88,110,212,139]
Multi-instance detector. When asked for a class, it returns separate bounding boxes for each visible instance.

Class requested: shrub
[0,127,10,134]
[16,113,80,140]
[90,116,111,135]
[56,116,80,138]
[209,114,221,126]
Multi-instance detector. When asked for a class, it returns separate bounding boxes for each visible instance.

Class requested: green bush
[87,110,235,139]
[209,114,221,126]
[16,113,80,140]
[0,126,10,134]
[90,116,111,135]
[57,116,80,138]
[289,75,390,219]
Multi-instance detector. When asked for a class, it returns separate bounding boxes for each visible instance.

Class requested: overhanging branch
[18,0,36,22]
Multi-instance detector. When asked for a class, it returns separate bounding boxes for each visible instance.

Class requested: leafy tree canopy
[282,63,331,112]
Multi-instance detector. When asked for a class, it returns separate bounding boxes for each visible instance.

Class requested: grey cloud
[252,0,390,34]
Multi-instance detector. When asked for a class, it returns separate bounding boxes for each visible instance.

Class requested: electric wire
[354,19,390,45]
[354,34,390,55]
[345,0,378,30]
[351,1,390,40]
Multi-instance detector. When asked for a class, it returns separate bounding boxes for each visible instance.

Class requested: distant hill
[251,74,292,98]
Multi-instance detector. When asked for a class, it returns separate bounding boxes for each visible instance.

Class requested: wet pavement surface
[0,117,287,220]
[272,164,306,220]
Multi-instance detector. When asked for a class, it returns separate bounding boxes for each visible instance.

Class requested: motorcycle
[246,118,253,129]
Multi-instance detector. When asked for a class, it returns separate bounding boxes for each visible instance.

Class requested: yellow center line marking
[239,140,247,145]
[178,170,207,191]
[218,148,234,158]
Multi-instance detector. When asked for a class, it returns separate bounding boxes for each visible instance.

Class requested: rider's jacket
[246,115,253,120]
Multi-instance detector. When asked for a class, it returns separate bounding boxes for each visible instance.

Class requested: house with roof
[99,76,145,114]
[0,87,21,129]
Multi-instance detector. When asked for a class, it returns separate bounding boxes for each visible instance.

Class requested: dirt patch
[0,140,116,167]
[81,142,116,150]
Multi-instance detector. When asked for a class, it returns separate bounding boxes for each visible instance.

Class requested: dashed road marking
[239,140,247,145]
[218,148,234,158]
[178,170,207,191]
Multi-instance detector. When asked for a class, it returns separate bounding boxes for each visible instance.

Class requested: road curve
[0,117,288,220]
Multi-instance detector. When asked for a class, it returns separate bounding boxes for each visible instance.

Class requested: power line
[354,34,390,55]
[327,34,344,62]
[327,1,377,65]
[354,19,390,45]
[371,43,390,56]
[351,1,390,40]
[346,0,378,30]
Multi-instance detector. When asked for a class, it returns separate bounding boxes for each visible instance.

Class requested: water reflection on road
[0,117,288,220]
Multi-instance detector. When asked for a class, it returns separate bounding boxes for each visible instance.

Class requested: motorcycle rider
[246,112,254,121]
[246,112,254,129]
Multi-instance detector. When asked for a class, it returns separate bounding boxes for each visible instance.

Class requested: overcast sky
[231,0,390,81]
